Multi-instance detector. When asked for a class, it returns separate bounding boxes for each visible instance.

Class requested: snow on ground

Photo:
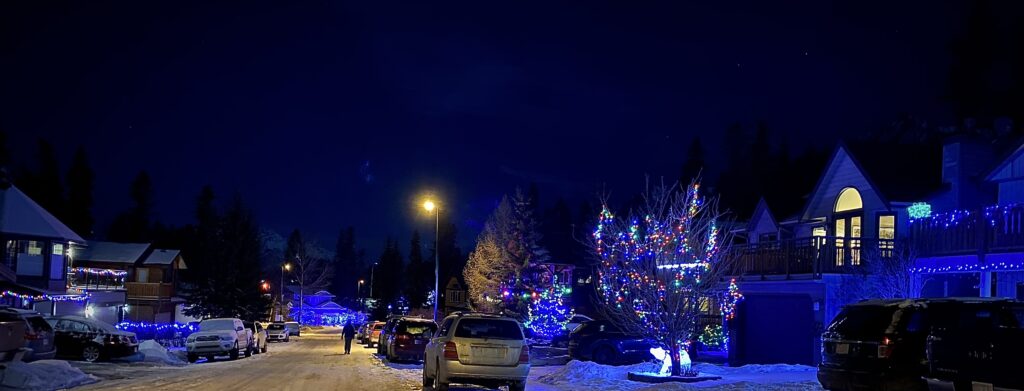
[532,360,823,391]
[111,340,187,367]
[0,360,99,391]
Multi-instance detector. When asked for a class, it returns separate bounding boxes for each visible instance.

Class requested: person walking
[342,321,356,354]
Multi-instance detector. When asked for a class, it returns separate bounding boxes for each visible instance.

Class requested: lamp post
[372,262,380,298]
[357,279,365,310]
[280,262,291,321]
[423,199,440,321]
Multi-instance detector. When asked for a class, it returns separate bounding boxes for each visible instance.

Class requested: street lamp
[423,199,440,321]
[357,279,365,298]
[280,262,292,321]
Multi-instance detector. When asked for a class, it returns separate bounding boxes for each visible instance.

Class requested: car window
[68,321,93,333]
[454,318,523,340]
[26,316,53,332]
[437,318,454,337]
[398,322,437,336]
[200,319,236,331]
[827,306,899,339]
[268,324,285,330]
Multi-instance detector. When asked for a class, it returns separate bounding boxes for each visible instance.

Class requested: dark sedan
[45,316,138,362]
[568,320,655,365]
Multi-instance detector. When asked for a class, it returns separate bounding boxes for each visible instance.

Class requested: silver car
[423,313,530,391]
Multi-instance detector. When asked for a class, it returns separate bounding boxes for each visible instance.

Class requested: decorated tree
[524,276,575,338]
[591,179,736,377]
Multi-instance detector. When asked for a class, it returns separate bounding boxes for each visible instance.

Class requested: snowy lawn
[0,360,99,391]
[530,360,824,391]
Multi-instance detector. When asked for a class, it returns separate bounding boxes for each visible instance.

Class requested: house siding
[802,148,888,238]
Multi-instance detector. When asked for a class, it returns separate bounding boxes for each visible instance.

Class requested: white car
[266,322,290,342]
[423,313,530,391]
[186,318,255,362]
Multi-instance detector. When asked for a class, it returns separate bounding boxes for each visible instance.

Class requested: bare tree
[293,251,334,324]
[590,178,737,376]
[864,239,922,299]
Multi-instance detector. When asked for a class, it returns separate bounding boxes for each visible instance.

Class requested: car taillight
[443,341,459,360]
[518,345,530,364]
[396,334,411,344]
[877,337,893,359]
[24,332,43,341]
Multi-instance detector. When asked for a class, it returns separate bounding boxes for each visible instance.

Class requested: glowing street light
[423,198,440,321]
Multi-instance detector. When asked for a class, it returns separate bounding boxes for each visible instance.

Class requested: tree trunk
[670,342,682,377]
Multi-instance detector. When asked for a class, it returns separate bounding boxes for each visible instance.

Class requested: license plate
[479,348,504,358]
[835,343,849,355]
[414,340,423,345]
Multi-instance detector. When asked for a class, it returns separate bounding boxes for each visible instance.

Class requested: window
[27,241,42,256]
[438,318,455,337]
[878,214,896,240]
[759,233,778,243]
[136,268,149,283]
[453,318,523,340]
[51,243,64,256]
[812,226,826,237]
[15,240,44,276]
[49,242,65,280]
[834,187,863,212]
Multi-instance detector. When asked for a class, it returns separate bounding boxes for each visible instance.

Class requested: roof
[143,249,181,265]
[0,185,84,242]
[987,139,1024,182]
[77,241,151,264]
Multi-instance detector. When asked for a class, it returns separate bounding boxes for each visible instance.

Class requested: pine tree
[404,230,430,307]
[108,171,155,242]
[23,139,66,218]
[464,235,509,313]
[680,137,705,185]
[374,238,404,316]
[331,227,359,301]
[66,146,94,238]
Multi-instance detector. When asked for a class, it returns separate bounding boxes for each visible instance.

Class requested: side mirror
[237,326,244,331]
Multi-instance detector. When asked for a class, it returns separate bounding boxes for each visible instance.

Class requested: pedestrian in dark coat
[342,321,357,354]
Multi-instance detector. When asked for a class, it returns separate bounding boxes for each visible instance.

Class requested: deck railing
[910,204,1024,257]
[126,282,173,298]
[730,236,894,278]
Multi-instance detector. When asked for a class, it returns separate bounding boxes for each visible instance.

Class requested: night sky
[1,1,966,252]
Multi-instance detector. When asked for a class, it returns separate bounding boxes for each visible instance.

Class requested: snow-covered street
[60,327,823,391]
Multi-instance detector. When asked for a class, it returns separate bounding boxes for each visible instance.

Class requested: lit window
[879,215,896,240]
[52,243,64,256]
[834,188,863,212]
[27,241,43,256]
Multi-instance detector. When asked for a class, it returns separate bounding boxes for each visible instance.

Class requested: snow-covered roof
[317,301,343,309]
[143,249,181,266]
[0,185,84,242]
[77,241,150,264]
[310,290,334,297]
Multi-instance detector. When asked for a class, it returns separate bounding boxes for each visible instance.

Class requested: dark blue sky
[1,1,964,252]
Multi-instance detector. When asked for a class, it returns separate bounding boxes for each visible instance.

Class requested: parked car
[355,323,369,343]
[423,312,530,391]
[0,314,27,361]
[567,320,655,365]
[923,298,1024,391]
[44,316,138,362]
[0,307,56,361]
[244,321,268,354]
[365,322,385,348]
[384,318,437,362]
[284,321,300,337]
[564,314,593,333]
[377,316,405,355]
[266,322,290,343]
[186,318,255,362]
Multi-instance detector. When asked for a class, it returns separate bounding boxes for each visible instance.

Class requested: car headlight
[187,336,196,343]
[220,335,235,341]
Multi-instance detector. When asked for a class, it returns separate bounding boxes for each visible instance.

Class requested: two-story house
[0,182,87,314]
[728,140,949,365]
[75,241,187,323]
[911,137,1024,299]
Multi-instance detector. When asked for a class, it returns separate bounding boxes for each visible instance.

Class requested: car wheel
[187,353,198,363]
[434,360,449,391]
[593,346,616,365]
[82,344,102,362]
[261,343,268,353]
[422,365,432,387]
[245,342,253,357]
[509,381,526,391]
[254,343,261,355]
[230,342,240,360]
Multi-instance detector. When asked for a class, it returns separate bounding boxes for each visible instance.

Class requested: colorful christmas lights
[1,290,88,303]
[524,277,575,338]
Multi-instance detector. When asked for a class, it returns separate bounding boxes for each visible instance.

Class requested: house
[910,137,1024,299]
[74,241,188,323]
[443,277,469,316]
[0,181,87,314]
[286,288,359,325]
[727,140,950,365]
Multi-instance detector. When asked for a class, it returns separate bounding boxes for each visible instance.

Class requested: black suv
[923,298,1024,391]
[376,315,405,355]
[567,320,655,365]
[818,297,1023,391]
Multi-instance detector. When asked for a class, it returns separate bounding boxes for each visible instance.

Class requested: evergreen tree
[404,230,430,307]
[374,238,404,316]
[285,229,306,262]
[331,227,359,300]
[0,130,10,169]
[679,137,705,185]
[108,171,155,242]
[23,139,66,218]
[66,146,94,238]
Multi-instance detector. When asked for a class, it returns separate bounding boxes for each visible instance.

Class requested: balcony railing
[69,267,127,290]
[730,236,894,278]
[126,282,174,298]
[911,204,1024,257]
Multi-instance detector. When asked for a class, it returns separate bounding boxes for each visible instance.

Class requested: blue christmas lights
[524,276,575,338]
[909,261,1024,274]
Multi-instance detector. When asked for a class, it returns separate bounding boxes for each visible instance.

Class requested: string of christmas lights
[524,276,575,338]
[1,290,88,302]
[72,267,128,278]
[909,261,1024,274]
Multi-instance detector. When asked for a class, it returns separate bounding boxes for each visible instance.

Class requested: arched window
[834,187,863,213]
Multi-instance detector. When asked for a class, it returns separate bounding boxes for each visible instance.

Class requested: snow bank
[693,363,816,376]
[536,360,660,387]
[138,340,187,366]
[0,360,99,390]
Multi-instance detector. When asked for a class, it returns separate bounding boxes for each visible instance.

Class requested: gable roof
[746,198,778,232]
[77,241,150,264]
[0,185,84,242]
[143,249,181,265]
[987,140,1024,182]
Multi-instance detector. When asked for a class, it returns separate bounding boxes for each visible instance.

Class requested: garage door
[731,293,815,365]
